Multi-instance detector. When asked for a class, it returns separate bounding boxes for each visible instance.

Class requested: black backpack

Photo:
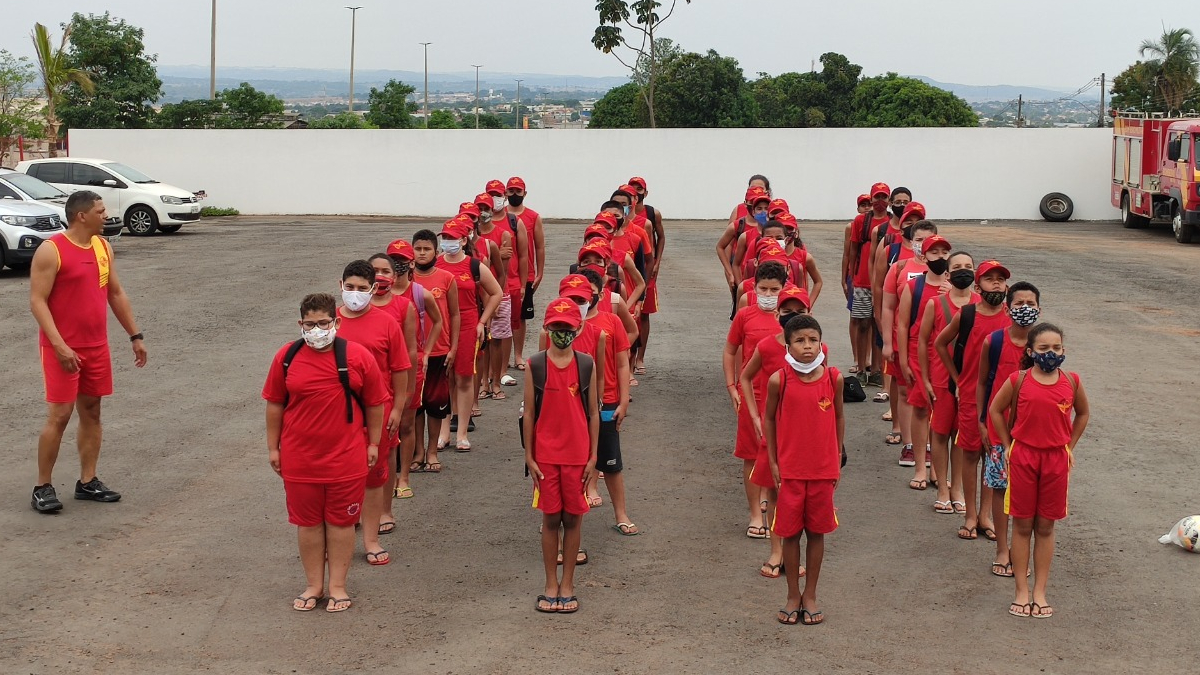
[519,351,595,475]
[281,337,366,425]
[949,305,977,397]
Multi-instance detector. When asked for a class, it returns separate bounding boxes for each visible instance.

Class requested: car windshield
[102,162,158,184]
[2,172,68,200]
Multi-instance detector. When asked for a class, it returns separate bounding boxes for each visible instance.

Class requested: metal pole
[420,43,432,128]
[472,65,482,129]
[1099,73,1106,128]
[346,7,362,112]
[515,79,523,129]
[209,0,217,99]
[1017,94,1023,128]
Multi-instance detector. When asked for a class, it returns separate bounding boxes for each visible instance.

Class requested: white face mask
[439,239,463,256]
[480,211,493,222]
[757,294,779,311]
[578,302,589,322]
[302,324,337,349]
[785,350,825,374]
[774,238,787,247]
[342,288,373,312]
[492,196,505,210]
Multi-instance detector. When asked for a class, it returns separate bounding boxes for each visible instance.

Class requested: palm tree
[30,22,93,157]
[1139,27,1200,112]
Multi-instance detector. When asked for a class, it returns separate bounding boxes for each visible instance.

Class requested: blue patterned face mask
[1009,304,1040,327]
[753,211,769,226]
[1031,350,1065,373]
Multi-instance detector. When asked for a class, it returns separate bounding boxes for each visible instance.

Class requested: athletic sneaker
[32,484,63,513]
[74,477,121,502]
[867,371,884,387]
[856,370,868,386]
[898,444,916,467]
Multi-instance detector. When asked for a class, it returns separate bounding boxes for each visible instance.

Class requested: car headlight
[161,195,184,205]
[1,214,38,226]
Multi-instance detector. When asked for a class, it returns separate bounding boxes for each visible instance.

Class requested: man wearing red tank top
[29,191,147,513]
[505,177,545,370]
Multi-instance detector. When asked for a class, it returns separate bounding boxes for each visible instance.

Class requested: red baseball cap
[975,259,1011,281]
[544,297,583,330]
[857,193,871,206]
[921,234,951,253]
[558,274,593,302]
[871,182,891,198]
[900,202,927,223]
[506,176,526,191]
[473,192,493,210]
[756,239,789,265]
[578,241,611,263]
[458,202,481,219]
[779,284,812,310]
[775,212,798,231]
[628,176,648,191]
[593,212,618,229]
[440,217,472,239]
[745,186,770,205]
[768,198,790,216]
[386,239,415,261]
[485,179,506,196]
[615,184,638,200]
[584,223,612,242]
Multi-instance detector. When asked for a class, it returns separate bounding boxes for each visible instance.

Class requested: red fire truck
[1111,111,1200,243]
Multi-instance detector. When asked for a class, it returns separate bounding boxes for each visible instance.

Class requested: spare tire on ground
[1039,192,1074,222]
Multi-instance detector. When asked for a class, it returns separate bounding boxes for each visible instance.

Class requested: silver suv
[0,168,122,241]
[0,200,65,271]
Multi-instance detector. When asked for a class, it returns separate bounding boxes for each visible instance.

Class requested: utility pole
[420,42,432,128]
[346,6,362,112]
[1098,73,1106,127]
[515,79,523,129]
[472,64,483,129]
[209,0,217,99]
[1017,94,1023,128]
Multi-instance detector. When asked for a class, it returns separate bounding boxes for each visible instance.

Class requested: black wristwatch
[129,332,144,342]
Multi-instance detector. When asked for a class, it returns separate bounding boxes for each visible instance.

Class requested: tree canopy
[852,74,978,127]
[365,79,417,129]
[653,49,755,128]
[59,12,161,130]
[155,83,284,129]
[1137,27,1200,111]
[0,50,42,165]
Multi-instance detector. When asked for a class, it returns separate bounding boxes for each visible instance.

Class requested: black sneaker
[74,477,121,502]
[32,484,63,513]
[467,418,475,433]
[449,415,458,433]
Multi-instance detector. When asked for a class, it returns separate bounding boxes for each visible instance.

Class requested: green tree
[593,1,691,127]
[365,79,417,129]
[814,52,862,127]
[154,98,222,129]
[426,109,459,129]
[59,12,161,130]
[309,111,369,129]
[30,22,93,156]
[852,74,978,127]
[0,50,42,166]
[1138,27,1200,111]
[459,113,505,129]
[750,71,825,127]
[218,82,284,128]
[587,82,645,128]
[654,50,755,128]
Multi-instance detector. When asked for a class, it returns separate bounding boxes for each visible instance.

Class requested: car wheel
[1039,192,1074,222]
[158,224,183,234]
[1172,205,1196,244]
[1120,194,1148,229]
[126,206,158,236]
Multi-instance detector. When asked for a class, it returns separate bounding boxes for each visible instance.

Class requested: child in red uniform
[336,260,412,565]
[505,177,545,371]
[628,176,663,377]
[976,282,1041,577]
[988,323,1089,619]
[917,251,977,515]
[263,293,389,613]
[411,230,459,473]
[475,192,528,398]
[740,284,812,578]
[723,262,788,539]
[368,253,418,506]
[717,185,771,317]
[524,298,599,614]
[848,183,891,383]
[765,314,844,626]
[934,260,1013,541]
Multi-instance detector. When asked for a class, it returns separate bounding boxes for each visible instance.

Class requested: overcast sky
[5,0,1195,88]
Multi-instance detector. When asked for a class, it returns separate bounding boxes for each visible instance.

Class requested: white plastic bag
[1159,516,1200,552]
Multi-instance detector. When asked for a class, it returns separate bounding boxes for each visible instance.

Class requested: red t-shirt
[262,340,390,483]
[1010,371,1079,450]
[336,306,411,399]
[905,275,945,342]
[610,227,650,270]
[927,293,979,388]
[533,355,590,465]
[412,267,455,356]
[957,308,1013,408]
[42,234,111,348]
[376,293,414,343]
[436,256,480,327]
[727,305,781,369]
[787,247,809,290]
[512,207,540,282]
[984,329,1026,444]
[570,319,602,367]
[774,365,841,480]
[849,212,888,288]
[884,252,922,296]
[592,311,630,405]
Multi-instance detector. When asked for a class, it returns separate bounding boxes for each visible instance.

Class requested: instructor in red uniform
[29,191,147,513]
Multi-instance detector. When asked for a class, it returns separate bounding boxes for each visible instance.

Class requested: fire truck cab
[1111,111,1200,243]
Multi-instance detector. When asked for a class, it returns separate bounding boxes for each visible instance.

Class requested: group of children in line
[720,176,1091,624]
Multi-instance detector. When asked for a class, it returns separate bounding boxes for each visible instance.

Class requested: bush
[200,206,239,217]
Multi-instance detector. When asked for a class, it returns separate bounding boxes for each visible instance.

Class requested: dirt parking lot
[1,215,1197,674]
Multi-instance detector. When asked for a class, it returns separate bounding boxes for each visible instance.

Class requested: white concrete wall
[69,128,1116,221]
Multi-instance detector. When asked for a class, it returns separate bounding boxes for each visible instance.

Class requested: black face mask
[779,312,799,330]
[902,225,914,241]
[507,194,525,208]
[926,257,949,275]
[591,292,600,308]
[414,259,436,272]
[981,290,1006,306]
[892,205,907,219]
[949,269,975,290]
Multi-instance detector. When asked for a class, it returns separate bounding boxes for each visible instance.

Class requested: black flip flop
[800,609,824,625]
[557,596,579,614]
[534,595,558,613]
[777,609,800,625]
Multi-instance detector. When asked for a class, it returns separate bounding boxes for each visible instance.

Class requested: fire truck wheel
[1039,193,1074,222]
[1121,193,1149,229]
[1172,206,1196,244]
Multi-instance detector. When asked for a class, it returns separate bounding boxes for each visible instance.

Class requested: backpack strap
[979,329,1007,423]
[909,276,926,329]
[411,282,427,345]
[860,214,873,245]
[949,304,976,395]
[279,339,306,407]
[575,353,594,419]
[938,295,953,325]
[333,337,367,426]
[470,257,481,283]
[529,352,548,423]
[1009,369,1028,429]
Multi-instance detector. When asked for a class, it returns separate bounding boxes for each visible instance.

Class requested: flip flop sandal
[977,526,998,541]
[293,594,322,612]
[874,392,890,403]
[478,391,492,400]
[991,561,1015,577]
[885,432,902,445]
[629,378,639,387]
[425,461,442,473]
[393,486,414,499]
[634,366,647,375]
[455,440,472,452]
[882,411,894,422]
[952,500,967,514]
[1030,602,1054,619]
[326,597,353,613]
[409,461,428,473]
[760,499,769,513]
[535,595,559,613]
[586,495,603,507]
[491,390,507,400]
[958,525,978,540]
[909,479,928,491]
[501,375,518,386]
[777,609,800,625]
[515,362,527,371]
[760,562,784,579]
[933,500,955,514]
[377,520,396,535]
[470,408,482,418]
[365,550,390,566]
[1009,602,1031,617]
[557,596,580,614]
[848,366,860,374]
[800,609,824,625]
[746,525,769,539]
[556,549,590,566]
[613,522,640,536]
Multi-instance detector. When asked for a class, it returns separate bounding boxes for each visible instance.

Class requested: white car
[0,168,122,242]
[0,199,65,271]
[16,157,203,236]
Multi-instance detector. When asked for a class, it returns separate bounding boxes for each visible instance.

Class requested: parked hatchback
[0,168,122,242]
[0,199,65,271]
[16,158,203,236]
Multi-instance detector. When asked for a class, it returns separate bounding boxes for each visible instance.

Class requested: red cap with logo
[458,202,481,219]
[558,274,593,302]
[506,176,526,191]
[756,239,789,265]
[920,234,951,253]
[544,297,583,330]
[485,179,506,196]
[975,259,1011,281]
[775,212,798,231]
[628,176,648,191]
[584,223,612,242]
[440,217,473,239]
[578,241,611,263]
[615,184,638,200]
[871,182,891,198]
[593,212,618,229]
[768,198,790,216]
[473,192,493,209]
[387,239,416,261]
[745,186,770,205]
[900,202,927,223]
[779,284,812,310]
[857,193,871,206]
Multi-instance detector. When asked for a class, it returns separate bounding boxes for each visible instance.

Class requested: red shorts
[930,386,958,436]
[41,344,113,403]
[642,279,659,315]
[886,353,909,387]
[751,443,775,489]
[955,403,985,452]
[284,478,366,527]
[406,367,425,411]
[532,463,589,516]
[509,291,523,329]
[734,401,759,460]
[773,479,838,538]
[452,325,479,378]
[1005,440,1071,521]
[904,352,930,408]
[365,414,395,488]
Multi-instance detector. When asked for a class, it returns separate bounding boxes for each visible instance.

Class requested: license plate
[190,204,200,213]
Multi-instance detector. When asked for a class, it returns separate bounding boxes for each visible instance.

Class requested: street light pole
[346,6,362,112]
[471,64,482,129]
[420,42,432,128]
[515,79,523,130]
[209,0,217,99]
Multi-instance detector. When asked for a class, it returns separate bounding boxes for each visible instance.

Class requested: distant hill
[913,76,1102,104]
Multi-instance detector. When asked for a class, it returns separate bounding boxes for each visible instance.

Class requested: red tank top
[1010,370,1079,450]
[906,275,945,342]
[985,330,1026,444]
[412,267,454,356]
[788,247,808,290]
[734,203,749,221]
[479,219,519,293]
[42,234,111,348]
[928,293,978,388]
[514,207,539,281]
[753,336,787,419]
[533,356,590,465]
[436,256,479,326]
[957,307,1012,406]
[774,365,841,480]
